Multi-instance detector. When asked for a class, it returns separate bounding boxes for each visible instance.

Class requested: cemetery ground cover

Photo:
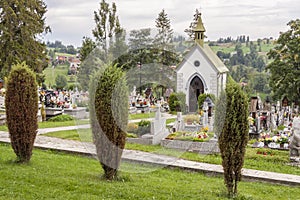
[0,119,90,132]
[43,129,300,176]
[128,112,156,120]
[0,143,299,200]
[43,64,69,86]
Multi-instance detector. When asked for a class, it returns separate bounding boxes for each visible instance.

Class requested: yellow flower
[201,126,209,132]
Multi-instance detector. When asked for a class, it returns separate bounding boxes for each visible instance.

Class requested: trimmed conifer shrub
[168,92,186,112]
[90,64,128,180]
[47,114,74,122]
[217,77,249,197]
[5,63,38,163]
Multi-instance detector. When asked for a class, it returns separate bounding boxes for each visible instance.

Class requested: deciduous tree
[55,74,68,90]
[267,19,300,101]
[78,0,126,91]
[77,37,98,91]
[92,0,123,54]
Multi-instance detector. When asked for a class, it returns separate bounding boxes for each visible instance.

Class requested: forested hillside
[207,36,276,99]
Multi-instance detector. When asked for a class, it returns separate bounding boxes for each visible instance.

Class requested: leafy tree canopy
[78,0,126,91]
[267,19,300,101]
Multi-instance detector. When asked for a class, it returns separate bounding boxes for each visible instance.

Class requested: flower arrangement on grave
[258,129,291,148]
[277,135,289,144]
[248,116,254,125]
[165,132,178,140]
[57,101,63,108]
[259,132,273,145]
[201,126,209,133]
[198,109,203,116]
[193,126,210,142]
[165,130,212,142]
[193,132,208,142]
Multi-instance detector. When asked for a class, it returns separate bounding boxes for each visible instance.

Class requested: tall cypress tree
[217,77,249,197]
[90,64,128,180]
[5,63,38,163]
[0,0,50,82]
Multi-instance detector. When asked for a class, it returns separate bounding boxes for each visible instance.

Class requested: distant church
[176,13,229,112]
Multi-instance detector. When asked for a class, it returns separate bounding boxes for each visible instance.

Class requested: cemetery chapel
[176,13,229,112]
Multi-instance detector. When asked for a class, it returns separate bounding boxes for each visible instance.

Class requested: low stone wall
[126,137,152,145]
[161,139,219,154]
[126,137,220,154]
[63,107,87,119]
[45,108,63,118]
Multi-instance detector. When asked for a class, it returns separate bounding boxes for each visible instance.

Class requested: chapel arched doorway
[189,76,204,112]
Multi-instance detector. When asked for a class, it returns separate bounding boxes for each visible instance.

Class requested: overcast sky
[43,0,300,47]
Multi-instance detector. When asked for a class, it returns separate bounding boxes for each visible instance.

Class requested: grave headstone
[142,104,169,145]
[202,101,209,127]
[270,106,277,131]
[256,113,261,133]
[58,92,64,103]
[172,112,184,132]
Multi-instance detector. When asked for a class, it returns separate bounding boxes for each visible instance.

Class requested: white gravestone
[172,112,184,132]
[143,104,169,145]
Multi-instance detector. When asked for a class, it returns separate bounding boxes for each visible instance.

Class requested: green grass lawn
[38,119,90,129]
[0,119,90,132]
[128,112,155,120]
[44,64,69,86]
[0,143,299,200]
[42,128,300,176]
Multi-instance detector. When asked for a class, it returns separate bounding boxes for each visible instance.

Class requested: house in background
[69,62,80,75]
[56,55,67,64]
[176,13,229,112]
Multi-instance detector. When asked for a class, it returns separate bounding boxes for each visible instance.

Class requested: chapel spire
[193,13,206,47]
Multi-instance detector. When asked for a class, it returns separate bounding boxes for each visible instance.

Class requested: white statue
[290,117,300,159]
[131,86,137,97]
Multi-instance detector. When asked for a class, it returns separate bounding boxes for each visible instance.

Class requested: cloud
[43,0,300,46]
